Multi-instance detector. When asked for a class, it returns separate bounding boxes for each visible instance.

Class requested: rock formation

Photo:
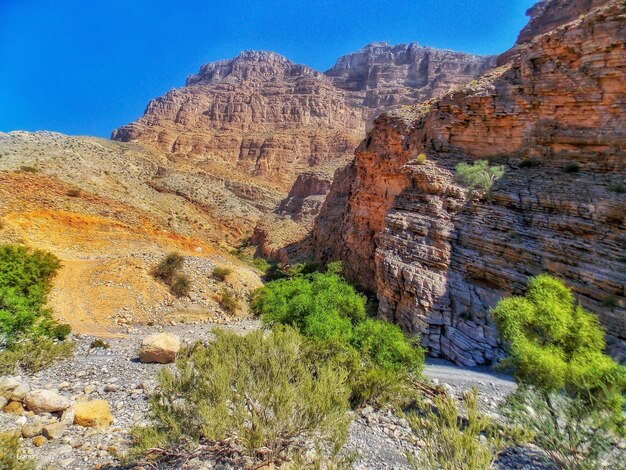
[112,46,495,201]
[310,0,626,365]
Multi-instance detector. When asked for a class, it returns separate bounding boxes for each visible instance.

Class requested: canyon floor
[0,318,560,470]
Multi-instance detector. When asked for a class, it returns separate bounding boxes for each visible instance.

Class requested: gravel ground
[1,321,557,469]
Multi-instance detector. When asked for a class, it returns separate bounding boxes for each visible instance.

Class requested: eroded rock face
[113,47,495,196]
[311,0,626,365]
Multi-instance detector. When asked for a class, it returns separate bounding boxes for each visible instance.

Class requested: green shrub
[253,264,424,405]
[352,320,424,373]
[18,165,38,173]
[493,274,626,468]
[130,327,351,466]
[502,386,625,469]
[218,288,239,314]
[608,181,626,193]
[170,274,191,298]
[89,339,110,349]
[455,160,505,194]
[212,266,232,281]
[600,294,618,309]
[416,153,427,164]
[564,163,580,173]
[407,388,504,470]
[518,158,541,168]
[0,336,74,375]
[152,252,184,283]
[0,433,35,470]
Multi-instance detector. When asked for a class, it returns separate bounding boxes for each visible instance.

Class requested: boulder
[10,383,31,401]
[73,400,113,429]
[21,421,43,438]
[4,401,24,415]
[24,390,70,414]
[138,333,181,364]
[33,435,47,447]
[0,377,21,398]
[42,422,66,440]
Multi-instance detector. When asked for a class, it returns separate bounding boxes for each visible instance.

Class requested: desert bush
[89,339,110,349]
[0,336,74,375]
[66,189,81,197]
[212,266,232,281]
[493,274,626,468]
[0,433,35,470]
[253,263,424,404]
[502,386,625,469]
[18,165,38,173]
[407,388,504,470]
[218,288,239,314]
[130,327,351,466]
[564,163,580,173]
[152,252,184,283]
[455,160,505,194]
[170,274,191,298]
[608,181,626,193]
[518,158,541,168]
[416,153,427,164]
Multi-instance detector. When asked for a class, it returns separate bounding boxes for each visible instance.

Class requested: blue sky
[0,0,536,138]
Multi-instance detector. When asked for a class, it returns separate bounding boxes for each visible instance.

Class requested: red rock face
[112,47,495,193]
[311,0,626,365]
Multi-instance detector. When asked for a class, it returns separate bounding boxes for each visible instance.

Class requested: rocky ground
[0,319,562,470]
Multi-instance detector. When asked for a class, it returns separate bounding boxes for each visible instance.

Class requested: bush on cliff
[0,244,73,373]
[152,252,191,298]
[455,159,505,194]
[493,274,626,468]
[252,262,424,404]
[129,327,352,467]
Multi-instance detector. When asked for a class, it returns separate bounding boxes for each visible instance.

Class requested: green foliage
[218,288,239,314]
[600,294,618,309]
[608,181,626,194]
[502,386,626,469]
[211,266,232,281]
[518,158,541,168]
[152,252,191,298]
[253,263,424,405]
[131,327,351,465]
[170,274,191,298]
[352,320,423,373]
[455,160,505,194]
[407,389,505,470]
[0,433,36,470]
[416,153,427,165]
[152,252,184,283]
[492,274,625,408]
[0,336,74,375]
[494,274,626,468]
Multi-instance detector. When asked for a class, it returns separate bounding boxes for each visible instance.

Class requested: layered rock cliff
[310,0,626,365]
[112,46,495,193]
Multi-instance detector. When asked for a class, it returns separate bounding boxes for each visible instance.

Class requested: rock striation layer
[310,0,626,365]
[112,46,495,196]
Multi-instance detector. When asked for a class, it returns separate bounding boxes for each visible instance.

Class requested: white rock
[24,390,71,414]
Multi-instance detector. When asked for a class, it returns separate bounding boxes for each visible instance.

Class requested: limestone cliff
[310,0,626,365]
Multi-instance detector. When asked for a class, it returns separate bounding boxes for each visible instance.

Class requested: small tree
[455,160,505,195]
[493,274,626,468]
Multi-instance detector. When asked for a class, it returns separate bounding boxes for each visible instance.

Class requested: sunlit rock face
[310,0,626,365]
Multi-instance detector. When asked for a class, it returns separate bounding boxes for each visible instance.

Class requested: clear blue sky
[0,0,536,138]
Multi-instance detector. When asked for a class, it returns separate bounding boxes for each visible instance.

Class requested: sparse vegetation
[0,336,74,375]
[218,288,239,314]
[407,388,505,470]
[416,153,427,164]
[564,163,580,173]
[608,181,626,194]
[18,165,38,173]
[493,274,626,468]
[0,433,35,470]
[129,327,352,467]
[170,274,191,298]
[212,266,232,281]
[518,158,541,168]
[152,252,191,298]
[89,339,110,349]
[601,294,618,309]
[66,188,81,197]
[455,160,505,195]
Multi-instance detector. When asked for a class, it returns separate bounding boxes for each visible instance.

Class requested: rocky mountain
[112,46,495,222]
[0,131,263,334]
[308,0,626,365]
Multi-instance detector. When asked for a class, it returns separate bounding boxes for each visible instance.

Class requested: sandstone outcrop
[310,0,625,365]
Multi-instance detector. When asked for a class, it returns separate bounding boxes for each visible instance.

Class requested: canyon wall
[311,0,626,365]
